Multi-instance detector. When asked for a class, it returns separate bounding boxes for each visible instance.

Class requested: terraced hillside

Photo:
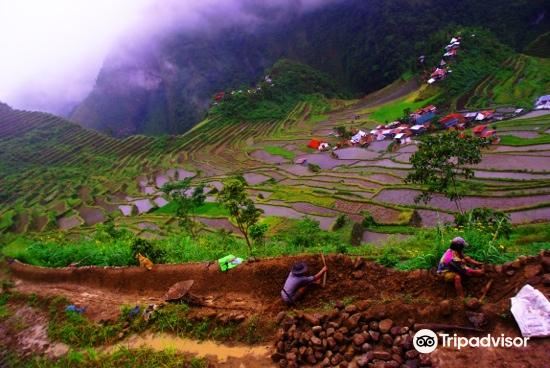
[2,74,550,242]
[465,54,550,109]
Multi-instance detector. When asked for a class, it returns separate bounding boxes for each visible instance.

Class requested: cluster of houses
[427,36,461,85]
[212,75,275,104]
[307,104,505,152]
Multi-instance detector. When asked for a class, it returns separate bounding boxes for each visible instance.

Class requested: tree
[217,177,264,255]
[405,131,488,214]
[161,179,205,238]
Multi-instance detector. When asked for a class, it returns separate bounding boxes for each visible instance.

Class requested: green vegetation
[4,218,547,271]
[211,59,340,121]
[406,131,489,213]
[161,179,206,237]
[369,89,437,123]
[467,55,550,109]
[441,29,513,108]
[499,133,550,146]
[15,348,207,368]
[217,177,264,254]
[264,146,296,160]
[155,202,229,217]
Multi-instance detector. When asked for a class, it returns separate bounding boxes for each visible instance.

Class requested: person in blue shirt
[281,261,327,305]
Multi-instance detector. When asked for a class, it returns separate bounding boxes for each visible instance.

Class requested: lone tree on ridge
[405,131,488,214]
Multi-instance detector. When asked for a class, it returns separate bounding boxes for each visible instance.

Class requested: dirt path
[7,253,550,367]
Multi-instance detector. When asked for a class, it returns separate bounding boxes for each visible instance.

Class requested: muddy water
[112,333,272,365]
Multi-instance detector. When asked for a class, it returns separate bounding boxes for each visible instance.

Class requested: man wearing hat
[437,237,484,298]
[281,261,328,305]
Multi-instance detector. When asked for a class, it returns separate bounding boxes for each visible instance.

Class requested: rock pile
[273,303,433,368]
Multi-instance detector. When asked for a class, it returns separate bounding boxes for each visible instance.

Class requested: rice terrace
[1,1,550,367]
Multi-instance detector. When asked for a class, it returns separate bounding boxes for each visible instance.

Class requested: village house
[410,124,426,135]
[475,110,495,121]
[535,95,550,110]
[439,113,466,129]
[410,105,437,125]
[472,124,488,136]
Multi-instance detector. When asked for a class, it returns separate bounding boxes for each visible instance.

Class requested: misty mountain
[71,0,549,136]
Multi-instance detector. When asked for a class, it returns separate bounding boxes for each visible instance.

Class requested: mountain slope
[71,0,549,137]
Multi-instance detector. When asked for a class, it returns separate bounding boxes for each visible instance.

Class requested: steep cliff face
[71,0,549,137]
[71,31,275,136]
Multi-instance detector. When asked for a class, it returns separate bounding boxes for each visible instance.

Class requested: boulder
[356,300,370,311]
[352,271,365,279]
[345,304,359,314]
[369,321,379,331]
[344,313,362,329]
[373,351,391,361]
[304,313,321,326]
[379,319,394,333]
[390,326,401,336]
[361,343,373,352]
[353,333,366,346]
[405,350,419,359]
[311,336,322,346]
[369,330,380,342]
[312,325,323,335]
[381,334,393,346]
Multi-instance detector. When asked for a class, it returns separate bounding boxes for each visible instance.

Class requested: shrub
[454,208,511,239]
[332,214,348,231]
[361,211,376,228]
[130,238,166,264]
[377,247,400,267]
[308,163,321,173]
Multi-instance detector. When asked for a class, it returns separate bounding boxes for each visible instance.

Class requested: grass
[498,133,550,146]
[267,185,335,208]
[9,347,208,368]
[368,87,438,123]
[4,219,548,270]
[263,145,296,160]
[155,202,229,217]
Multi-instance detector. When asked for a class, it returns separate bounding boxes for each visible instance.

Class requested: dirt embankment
[6,252,550,367]
[8,252,550,327]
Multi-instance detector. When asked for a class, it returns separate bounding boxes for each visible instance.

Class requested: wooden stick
[479,279,493,303]
[321,254,327,288]
[414,323,484,332]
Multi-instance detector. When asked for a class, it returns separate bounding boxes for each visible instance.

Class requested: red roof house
[439,113,465,128]
[308,139,321,149]
[472,124,487,136]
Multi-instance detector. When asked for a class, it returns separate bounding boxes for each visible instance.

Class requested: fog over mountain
[0,0,337,115]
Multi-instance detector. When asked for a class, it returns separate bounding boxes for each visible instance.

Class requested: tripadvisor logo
[413,329,438,353]
[413,329,530,354]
